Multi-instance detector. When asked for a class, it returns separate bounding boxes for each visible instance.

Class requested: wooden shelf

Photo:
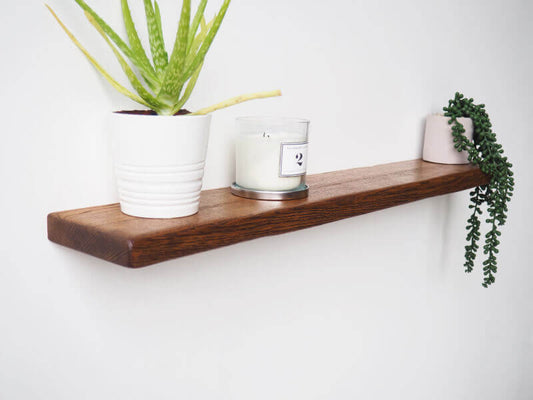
[47,159,489,268]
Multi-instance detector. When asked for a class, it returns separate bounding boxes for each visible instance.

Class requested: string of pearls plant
[46,0,281,115]
[443,92,514,287]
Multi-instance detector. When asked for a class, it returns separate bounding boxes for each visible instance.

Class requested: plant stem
[190,90,282,115]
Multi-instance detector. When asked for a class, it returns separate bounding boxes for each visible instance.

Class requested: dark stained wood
[47,159,490,268]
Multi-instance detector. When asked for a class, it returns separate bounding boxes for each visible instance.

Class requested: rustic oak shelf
[47,159,489,268]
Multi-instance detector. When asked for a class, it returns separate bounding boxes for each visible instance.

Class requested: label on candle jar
[279,142,308,177]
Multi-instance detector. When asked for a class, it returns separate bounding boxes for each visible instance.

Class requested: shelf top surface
[48,159,489,267]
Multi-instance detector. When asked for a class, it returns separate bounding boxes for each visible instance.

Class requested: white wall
[1,0,532,398]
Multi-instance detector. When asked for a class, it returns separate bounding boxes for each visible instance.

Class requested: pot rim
[236,116,310,125]
[112,110,210,119]
[428,113,472,120]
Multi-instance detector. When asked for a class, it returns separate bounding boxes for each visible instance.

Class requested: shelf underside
[47,159,489,268]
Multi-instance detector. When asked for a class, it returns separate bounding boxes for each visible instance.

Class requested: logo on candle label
[279,142,308,177]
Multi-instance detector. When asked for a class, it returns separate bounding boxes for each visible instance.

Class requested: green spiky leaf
[187,0,208,51]
[74,0,158,88]
[46,5,149,107]
[157,0,191,101]
[84,11,172,114]
[180,0,230,82]
[121,0,156,82]
[184,16,214,72]
[171,62,203,115]
[143,0,168,76]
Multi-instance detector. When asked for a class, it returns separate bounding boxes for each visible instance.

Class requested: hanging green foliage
[443,92,514,287]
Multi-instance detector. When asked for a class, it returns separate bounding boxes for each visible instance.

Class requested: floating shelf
[47,159,489,268]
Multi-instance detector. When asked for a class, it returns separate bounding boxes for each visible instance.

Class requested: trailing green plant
[46,0,281,115]
[443,92,514,287]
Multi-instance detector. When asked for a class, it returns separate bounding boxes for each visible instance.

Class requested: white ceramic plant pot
[423,114,474,164]
[111,113,211,219]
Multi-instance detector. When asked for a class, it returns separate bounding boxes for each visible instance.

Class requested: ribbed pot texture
[423,115,473,165]
[111,113,211,218]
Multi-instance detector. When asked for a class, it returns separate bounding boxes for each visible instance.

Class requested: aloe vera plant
[46,0,281,115]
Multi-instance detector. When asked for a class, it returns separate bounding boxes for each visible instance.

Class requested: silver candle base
[230,183,309,201]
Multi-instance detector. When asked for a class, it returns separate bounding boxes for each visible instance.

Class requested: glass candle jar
[232,117,310,200]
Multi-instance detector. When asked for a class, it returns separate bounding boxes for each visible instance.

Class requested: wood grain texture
[47,159,490,268]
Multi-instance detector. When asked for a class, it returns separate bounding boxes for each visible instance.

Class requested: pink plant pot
[422,115,473,164]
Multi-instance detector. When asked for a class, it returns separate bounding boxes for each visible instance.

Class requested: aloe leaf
[46,5,150,108]
[190,90,282,115]
[154,0,163,30]
[121,0,155,73]
[184,16,214,71]
[73,0,130,57]
[171,62,203,114]
[187,0,207,51]
[121,0,160,92]
[181,0,230,82]
[154,0,166,49]
[158,0,191,101]
[74,0,158,89]
[143,0,168,76]
[85,12,172,114]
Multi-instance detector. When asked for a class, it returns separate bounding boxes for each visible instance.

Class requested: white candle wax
[236,131,306,191]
